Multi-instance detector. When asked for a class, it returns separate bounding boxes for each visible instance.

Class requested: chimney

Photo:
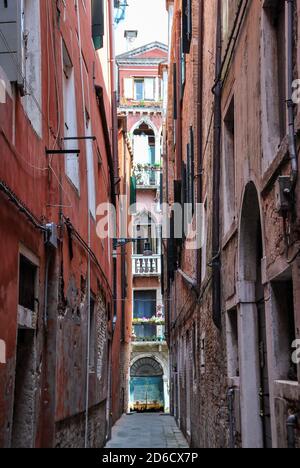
[124,30,138,51]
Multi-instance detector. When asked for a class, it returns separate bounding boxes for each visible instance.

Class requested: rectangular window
[271,277,297,381]
[222,96,235,234]
[261,0,287,170]
[134,79,144,101]
[18,251,39,330]
[133,290,157,339]
[19,255,37,312]
[62,41,80,190]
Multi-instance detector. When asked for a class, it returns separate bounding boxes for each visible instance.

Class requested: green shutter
[92,0,104,50]
[130,176,137,206]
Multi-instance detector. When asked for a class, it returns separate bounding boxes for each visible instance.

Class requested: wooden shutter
[130,176,137,205]
[173,63,177,120]
[0,0,24,90]
[182,0,192,54]
[144,78,155,100]
[168,212,175,284]
[92,0,104,50]
[160,172,163,205]
[124,78,133,99]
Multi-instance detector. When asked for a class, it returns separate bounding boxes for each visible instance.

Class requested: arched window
[133,122,156,165]
[133,211,160,255]
[131,357,163,377]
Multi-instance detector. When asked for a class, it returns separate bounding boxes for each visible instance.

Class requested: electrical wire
[0,13,72,209]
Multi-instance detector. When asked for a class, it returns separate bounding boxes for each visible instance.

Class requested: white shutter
[124,78,133,99]
[0,0,24,88]
[144,78,155,100]
[86,122,96,219]
[63,53,80,191]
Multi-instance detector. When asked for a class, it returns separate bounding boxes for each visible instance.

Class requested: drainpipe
[109,0,119,188]
[75,1,91,448]
[227,388,236,449]
[212,0,222,329]
[287,0,298,191]
[287,413,299,448]
[196,0,204,290]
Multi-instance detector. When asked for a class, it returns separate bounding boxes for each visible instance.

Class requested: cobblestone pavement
[105,413,189,449]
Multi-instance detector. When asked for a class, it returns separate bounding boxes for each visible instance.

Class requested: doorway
[130,357,164,413]
[11,329,36,448]
[238,182,272,448]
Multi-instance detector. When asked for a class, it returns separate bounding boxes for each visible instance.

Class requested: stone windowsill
[273,380,300,401]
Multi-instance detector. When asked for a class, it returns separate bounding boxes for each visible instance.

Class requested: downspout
[196,0,204,289]
[287,0,298,191]
[227,388,236,449]
[287,413,299,448]
[107,0,116,442]
[109,0,119,188]
[212,0,222,329]
[75,1,91,448]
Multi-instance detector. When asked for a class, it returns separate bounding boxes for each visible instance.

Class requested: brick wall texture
[164,0,300,448]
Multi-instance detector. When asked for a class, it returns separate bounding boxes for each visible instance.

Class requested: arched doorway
[130,357,164,413]
[238,182,272,448]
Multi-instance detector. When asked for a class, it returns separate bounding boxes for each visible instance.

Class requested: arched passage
[130,357,165,413]
[238,182,272,448]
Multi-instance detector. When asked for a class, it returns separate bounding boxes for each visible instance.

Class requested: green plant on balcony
[132,316,165,325]
[132,335,165,343]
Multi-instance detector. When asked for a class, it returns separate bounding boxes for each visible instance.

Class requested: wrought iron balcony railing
[132,323,166,343]
[133,165,161,188]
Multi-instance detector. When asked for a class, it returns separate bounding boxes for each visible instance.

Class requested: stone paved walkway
[106,414,189,449]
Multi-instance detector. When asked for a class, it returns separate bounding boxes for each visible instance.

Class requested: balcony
[133,165,161,189]
[132,321,166,344]
[132,255,161,276]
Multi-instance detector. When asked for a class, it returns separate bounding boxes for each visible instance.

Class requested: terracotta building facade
[163,0,300,448]
[0,0,123,448]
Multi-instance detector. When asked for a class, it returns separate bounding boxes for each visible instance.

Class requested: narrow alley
[0,0,300,451]
[106,414,188,449]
